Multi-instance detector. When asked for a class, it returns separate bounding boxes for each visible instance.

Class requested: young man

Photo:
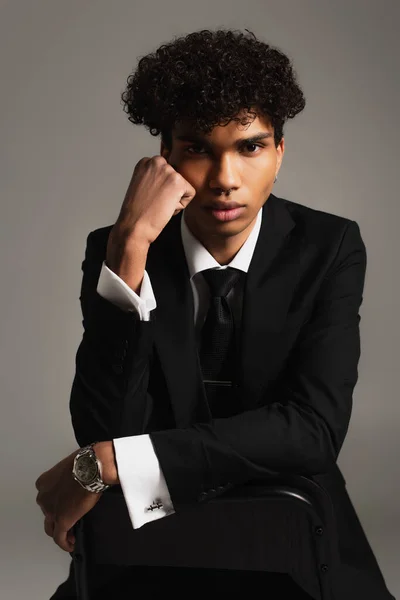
[36,28,395,599]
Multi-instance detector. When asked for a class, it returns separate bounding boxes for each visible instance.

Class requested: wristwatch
[72,442,111,493]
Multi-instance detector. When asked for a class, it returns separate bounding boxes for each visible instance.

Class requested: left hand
[35,449,102,552]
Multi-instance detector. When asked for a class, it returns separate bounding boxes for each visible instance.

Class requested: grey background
[0,1,398,598]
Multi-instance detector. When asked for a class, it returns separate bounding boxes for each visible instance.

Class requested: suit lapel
[147,193,305,427]
[238,193,305,410]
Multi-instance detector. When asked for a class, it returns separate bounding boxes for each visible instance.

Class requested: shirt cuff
[97,261,156,320]
[113,434,175,529]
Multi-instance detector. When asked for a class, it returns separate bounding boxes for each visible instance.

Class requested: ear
[276,136,285,172]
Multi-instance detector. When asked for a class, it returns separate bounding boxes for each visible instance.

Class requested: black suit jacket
[70,193,394,599]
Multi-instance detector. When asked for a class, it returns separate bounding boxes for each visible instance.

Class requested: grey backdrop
[0,1,398,598]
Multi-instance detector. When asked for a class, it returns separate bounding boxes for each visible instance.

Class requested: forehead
[172,111,273,141]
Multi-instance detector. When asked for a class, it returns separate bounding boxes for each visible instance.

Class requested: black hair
[120,28,306,149]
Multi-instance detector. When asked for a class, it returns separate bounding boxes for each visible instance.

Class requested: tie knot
[202,267,242,299]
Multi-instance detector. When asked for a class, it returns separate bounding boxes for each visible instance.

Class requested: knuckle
[54,534,67,552]
[134,157,149,171]
[44,516,54,533]
[54,516,65,528]
[168,170,181,182]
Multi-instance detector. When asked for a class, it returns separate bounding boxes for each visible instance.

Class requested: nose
[210,163,240,194]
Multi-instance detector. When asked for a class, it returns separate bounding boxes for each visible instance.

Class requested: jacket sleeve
[95,260,175,528]
[69,230,157,447]
[149,220,367,512]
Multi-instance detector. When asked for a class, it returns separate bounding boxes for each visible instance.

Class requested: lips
[206,201,244,210]
[208,206,245,222]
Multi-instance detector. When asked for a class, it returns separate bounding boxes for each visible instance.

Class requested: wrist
[106,226,150,266]
[106,235,149,294]
[93,441,119,485]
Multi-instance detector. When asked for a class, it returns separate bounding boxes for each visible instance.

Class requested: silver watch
[72,442,111,493]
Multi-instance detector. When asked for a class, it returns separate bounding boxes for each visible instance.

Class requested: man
[35,29,395,599]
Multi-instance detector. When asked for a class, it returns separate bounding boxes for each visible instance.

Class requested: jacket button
[112,364,123,374]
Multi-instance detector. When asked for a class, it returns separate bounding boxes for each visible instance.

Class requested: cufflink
[145,499,164,512]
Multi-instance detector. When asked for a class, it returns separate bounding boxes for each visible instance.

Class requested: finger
[53,521,74,553]
[36,492,54,518]
[44,516,55,538]
[35,471,48,490]
[37,498,48,518]
[67,528,76,547]
[36,490,52,511]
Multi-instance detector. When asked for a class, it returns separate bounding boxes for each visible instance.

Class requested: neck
[185,216,258,265]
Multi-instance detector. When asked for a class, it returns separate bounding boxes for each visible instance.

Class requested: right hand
[111,155,196,247]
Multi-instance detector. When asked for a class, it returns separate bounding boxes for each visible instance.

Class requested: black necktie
[199,267,242,416]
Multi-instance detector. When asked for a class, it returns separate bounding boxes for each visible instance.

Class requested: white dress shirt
[96,207,263,528]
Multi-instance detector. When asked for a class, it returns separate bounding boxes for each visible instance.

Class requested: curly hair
[120,28,306,149]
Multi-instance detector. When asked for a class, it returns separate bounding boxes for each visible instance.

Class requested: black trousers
[50,559,314,599]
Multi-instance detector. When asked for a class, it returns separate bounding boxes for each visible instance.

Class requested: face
[161,109,284,264]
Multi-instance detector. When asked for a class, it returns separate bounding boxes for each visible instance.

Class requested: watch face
[75,455,98,484]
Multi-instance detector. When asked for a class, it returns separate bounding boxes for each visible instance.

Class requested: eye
[244,143,264,153]
[184,143,265,156]
[185,145,207,155]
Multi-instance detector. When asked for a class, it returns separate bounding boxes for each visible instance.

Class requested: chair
[71,473,340,599]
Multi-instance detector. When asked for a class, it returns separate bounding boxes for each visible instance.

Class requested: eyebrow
[175,132,273,147]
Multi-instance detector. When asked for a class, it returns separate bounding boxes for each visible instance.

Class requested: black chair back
[72,474,340,600]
